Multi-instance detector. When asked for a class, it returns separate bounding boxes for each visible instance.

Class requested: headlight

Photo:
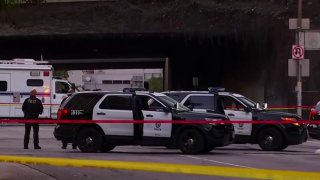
[281,117,299,126]
[205,118,225,125]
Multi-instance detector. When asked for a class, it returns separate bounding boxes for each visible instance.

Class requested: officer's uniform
[22,92,43,149]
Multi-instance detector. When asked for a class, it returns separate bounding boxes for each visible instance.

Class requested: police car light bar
[123,87,147,93]
[208,87,225,93]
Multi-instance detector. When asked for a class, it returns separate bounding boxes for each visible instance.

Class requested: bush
[0,0,19,10]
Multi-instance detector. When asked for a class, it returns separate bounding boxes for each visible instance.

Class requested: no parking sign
[292,45,305,59]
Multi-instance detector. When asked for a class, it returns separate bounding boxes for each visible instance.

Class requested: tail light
[43,71,50,77]
[57,108,70,120]
[309,108,318,120]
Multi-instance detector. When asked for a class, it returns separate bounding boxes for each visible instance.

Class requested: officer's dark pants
[24,123,39,147]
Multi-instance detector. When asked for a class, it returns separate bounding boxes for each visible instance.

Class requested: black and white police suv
[54,90,234,154]
[163,88,308,151]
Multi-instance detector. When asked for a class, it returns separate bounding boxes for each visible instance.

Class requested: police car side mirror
[244,106,251,113]
[71,83,76,91]
[163,107,171,113]
[262,103,268,109]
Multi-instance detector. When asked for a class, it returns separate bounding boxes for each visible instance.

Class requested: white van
[0,59,74,119]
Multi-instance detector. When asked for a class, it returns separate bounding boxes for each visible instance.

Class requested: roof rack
[0,59,48,65]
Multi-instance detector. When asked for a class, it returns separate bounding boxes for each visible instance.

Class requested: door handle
[97,112,106,115]
[146,114,153,117]
[227,113,235,116]
[53,94,56,99]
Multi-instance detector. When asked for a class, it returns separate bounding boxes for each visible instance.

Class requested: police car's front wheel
[258,128,285,151]
[178,129,205,154]
[76,128,103,153]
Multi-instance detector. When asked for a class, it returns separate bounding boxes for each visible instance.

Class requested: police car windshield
[156,95,190,111]
[236,96,262,110]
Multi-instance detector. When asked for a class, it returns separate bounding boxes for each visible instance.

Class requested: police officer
[22,89,43,149]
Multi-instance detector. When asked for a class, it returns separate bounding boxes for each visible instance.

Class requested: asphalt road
[0,125,319,180]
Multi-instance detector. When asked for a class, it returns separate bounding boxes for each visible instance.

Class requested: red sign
[292,45,305,59]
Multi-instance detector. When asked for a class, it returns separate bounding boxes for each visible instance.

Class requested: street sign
[289,18,310,29]
[288,59,309,77]
[292,45,304,59]
[299,31,320,50]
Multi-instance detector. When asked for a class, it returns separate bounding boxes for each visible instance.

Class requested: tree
[54,70,69,79]
[148,77,163,92]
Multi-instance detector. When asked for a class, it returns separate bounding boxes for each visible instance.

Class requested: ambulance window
[56,81,71,94]
[27,79,43,86]
[100,95,132,110]
[0,81,7,91]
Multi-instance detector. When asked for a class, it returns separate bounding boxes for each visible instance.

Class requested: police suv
[54,90,234,154]
[163,88,308,151]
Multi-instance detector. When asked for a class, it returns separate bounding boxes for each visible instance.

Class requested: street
[0,125,319,179]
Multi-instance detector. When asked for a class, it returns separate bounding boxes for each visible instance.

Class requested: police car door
[221,95,252,136]
[93,94,134,136]
[137,95,172,138]
[181,94,214,113]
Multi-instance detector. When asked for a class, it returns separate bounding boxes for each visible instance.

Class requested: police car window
[27,79,43,86]
[156,95,189,111]
[0,81,7,91]
[185,96,214,109]
[100,95,132,110]
[165,93,187,102]
[136,96,163,112]
[64,93,103,113]
[148,97,165,112]
[316,102,320,111]
[55,81,71,94]
[221,96,244,111]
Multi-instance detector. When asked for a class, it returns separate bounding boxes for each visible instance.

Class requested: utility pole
[296,0,303,116]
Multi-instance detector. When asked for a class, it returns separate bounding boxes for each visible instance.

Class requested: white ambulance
[0,59,74,119]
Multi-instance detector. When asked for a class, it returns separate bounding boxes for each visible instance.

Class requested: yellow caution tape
[0,155,319,180]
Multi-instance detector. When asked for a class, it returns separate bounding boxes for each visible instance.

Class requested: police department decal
[154,123,161,131]
[71,110,84,116]
[237,123,244,130]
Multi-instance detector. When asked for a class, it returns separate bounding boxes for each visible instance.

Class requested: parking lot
[0,125,319,179]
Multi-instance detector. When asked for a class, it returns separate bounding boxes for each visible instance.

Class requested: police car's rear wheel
[178,129,205,154]
[258,128,284,151]
[76,128,102,153]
